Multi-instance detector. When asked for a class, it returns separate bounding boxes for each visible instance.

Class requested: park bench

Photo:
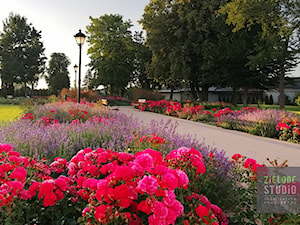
[101,98,119,111]
[132,98,146,108]
[101,98,108,107]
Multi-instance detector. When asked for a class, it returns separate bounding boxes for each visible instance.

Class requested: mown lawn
[0,104,24,125]
[240,104,300,114]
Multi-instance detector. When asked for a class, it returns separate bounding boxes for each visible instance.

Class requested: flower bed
[0,101,299,224]
[1,143,292,225]
[0,101,221,161]
[132,100,300,143]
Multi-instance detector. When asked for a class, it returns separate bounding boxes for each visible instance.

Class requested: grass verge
[0,104,24,125]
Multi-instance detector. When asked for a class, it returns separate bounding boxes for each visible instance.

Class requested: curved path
[118,106,300,166]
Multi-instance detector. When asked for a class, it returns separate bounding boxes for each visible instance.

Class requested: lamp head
[74,29,86,46]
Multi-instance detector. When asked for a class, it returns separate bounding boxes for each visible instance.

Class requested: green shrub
[295,95,300,106]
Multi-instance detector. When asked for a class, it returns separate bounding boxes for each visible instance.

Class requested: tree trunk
[279,63,285,110]
[200,84,209,101]
[190,82,198,100]
[242,88,248,107]
[231,87,237,106]
[170,86,174,100]
[2,83,7,97]
[31,83,35,97]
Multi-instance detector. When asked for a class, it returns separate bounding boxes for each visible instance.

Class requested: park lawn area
[239,104,300,114]
[0,104,24,125]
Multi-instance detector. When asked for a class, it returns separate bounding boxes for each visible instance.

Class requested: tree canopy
[140,0,300,106]
[46,52,70,95]
[141,0,240,101]
[0,13,46,96]
[219,0,300,108]
[86,14,135,95]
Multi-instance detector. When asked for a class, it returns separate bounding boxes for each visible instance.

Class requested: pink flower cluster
[166,147,206,175]
[69,148,189,224]
[0,143,70,208]
[0,143,227,225]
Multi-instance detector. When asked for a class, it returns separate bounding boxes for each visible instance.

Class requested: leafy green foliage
[86,14,135,95]
[141,0,234,101]
[46,53,71,95]
[132,31,156,89]
[0,13,46,96]
[219,0,300,109]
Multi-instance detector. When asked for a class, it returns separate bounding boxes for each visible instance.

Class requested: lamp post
[73,64,78,89]
[74,29,86,103]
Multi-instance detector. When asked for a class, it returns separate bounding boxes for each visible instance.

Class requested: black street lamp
[74,29,86,103]
[73,64,78,89]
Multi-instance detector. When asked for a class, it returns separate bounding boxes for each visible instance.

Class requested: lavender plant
[0,101,238,215]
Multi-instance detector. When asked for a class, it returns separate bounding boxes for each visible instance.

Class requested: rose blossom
[137,175,158,195]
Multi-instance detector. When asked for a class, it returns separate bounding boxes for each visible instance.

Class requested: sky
[0,0,299,90]
[0,0,150,89]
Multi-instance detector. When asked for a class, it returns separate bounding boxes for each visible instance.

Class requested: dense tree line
[84,1,300,108]
[140,0,300,108]
[0,13,71,97]
[0,13,46,96]
[1,1,300,108]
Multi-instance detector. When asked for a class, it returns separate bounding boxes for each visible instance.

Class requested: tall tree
[213,20,271,106]
[86,14,135,95]
[46,53,70,95]
[219,0,300,108]
[132,31,156,89]
[141,0,232,101]
[141,0,183,98]
[0,13,46,96]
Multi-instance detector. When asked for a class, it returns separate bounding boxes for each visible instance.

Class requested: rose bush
[276,117,300,143]
[0,143,231,225]
[1,142,296,224]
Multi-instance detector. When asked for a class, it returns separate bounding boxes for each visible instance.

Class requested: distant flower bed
[132,100,300,143]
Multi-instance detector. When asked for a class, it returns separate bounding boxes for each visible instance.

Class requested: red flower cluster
[184,193,228,225]
[0,143,70,209]
[213,107,232,118]
[0,143,228,224]
[276,117,300,143]
[69,109,91,121]
[139,133,166,145]
[21,112,59,126]
[21,112,36,120]
[231,153,264,182]
[135,100,213,118]
[68,147,190,224]
[181,104,206,115]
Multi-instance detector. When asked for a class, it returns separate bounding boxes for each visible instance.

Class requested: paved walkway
[118,106,300,166]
